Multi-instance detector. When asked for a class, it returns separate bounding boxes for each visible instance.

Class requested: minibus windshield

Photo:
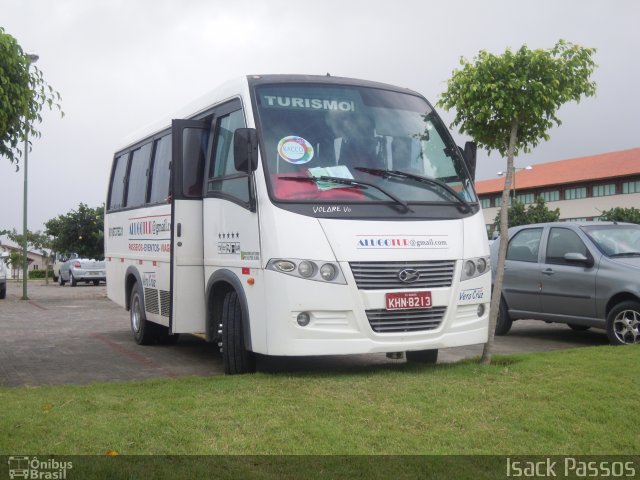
[254,84,476,208]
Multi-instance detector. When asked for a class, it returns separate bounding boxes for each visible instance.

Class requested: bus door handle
[177,223,182,237]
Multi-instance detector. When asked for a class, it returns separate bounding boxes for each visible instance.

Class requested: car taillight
[73,261,81,268]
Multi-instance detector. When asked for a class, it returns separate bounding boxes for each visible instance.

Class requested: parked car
[491,221,640,345]
[0,252,8,299]
[50,252,68,283]
[58,257,106,286]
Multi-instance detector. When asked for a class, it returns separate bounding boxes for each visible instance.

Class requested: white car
[0,252,8,299]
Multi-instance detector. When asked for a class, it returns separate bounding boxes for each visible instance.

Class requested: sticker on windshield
[277,136,314,164]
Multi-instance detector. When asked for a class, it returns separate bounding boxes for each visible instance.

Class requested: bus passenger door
[170,119,209,333]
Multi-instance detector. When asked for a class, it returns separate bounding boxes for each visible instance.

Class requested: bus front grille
[366,306,446,333]
[349,261,455,290]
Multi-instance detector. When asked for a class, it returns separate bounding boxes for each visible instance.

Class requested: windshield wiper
[609,252,640,258]
[279,175,412,212]
[355,167,472,212]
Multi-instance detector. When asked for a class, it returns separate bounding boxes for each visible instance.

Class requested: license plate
[385,291,432,310]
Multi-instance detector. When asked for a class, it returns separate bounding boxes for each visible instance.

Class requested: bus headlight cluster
[461,256,490,281]
[267,258,346,284]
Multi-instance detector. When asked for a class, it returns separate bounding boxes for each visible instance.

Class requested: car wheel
[568,323,591,331]
[495,298,513,336]
[406,349,438,364]
[221,290,256,374]
[606,301,640,345]
[93,280,99,286]
[0,286,6,299]
[130,282,157,345]
[58,272,66,286]
[70,272,78,287]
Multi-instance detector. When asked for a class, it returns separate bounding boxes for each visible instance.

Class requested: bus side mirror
[463,141,477,180]
[234,128,259,173]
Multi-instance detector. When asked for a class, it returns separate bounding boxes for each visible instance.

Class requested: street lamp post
[22,53,39,301]
[497,165,533,202]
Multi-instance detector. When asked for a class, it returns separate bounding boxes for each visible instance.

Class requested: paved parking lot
[0,280,609,387]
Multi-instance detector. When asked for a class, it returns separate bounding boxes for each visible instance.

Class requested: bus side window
[208,109,249,203]
[148,134,172,204]
[108,153,129,211]
[125,143,152,208]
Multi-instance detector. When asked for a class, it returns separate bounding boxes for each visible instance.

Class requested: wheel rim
[131,296,141,332]
[613,309,640,344]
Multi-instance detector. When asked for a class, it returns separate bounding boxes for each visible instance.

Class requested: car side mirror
[234,128,259,173]
[564,252,594,268]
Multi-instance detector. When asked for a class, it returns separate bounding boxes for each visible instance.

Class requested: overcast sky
[1,0,638,234]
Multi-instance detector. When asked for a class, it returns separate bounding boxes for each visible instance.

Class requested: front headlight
[266,258,346,284]
[461,256,490,281]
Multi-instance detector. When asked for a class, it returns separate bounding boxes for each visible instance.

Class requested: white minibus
[105,74,490,374]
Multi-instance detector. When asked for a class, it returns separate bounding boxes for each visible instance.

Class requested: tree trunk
[481,119,519,365]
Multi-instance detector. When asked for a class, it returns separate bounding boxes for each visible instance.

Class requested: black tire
[93,280,100,286]
[568,323,591,331]
[406,349,438,364]
[495,298,513,336]
[0,286,6,299]
[70,272,78,287]
[221,290,256,374]
[606,300,640,345]
[58,272,66,286]
[130,282,157,345]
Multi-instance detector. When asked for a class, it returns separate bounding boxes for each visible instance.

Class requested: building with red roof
[475,147,640,231]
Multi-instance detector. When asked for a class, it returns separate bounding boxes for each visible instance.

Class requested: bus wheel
[130,282,156,345]
[221,290,256,374]
[406,349,438,364]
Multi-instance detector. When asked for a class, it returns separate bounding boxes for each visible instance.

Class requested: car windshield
[254,84,476,207]
[582,224,640,257]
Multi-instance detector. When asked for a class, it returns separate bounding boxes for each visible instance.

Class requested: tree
[493,197,560,232]
[599,207,640,224]
[45,204,105,259]
[0,27,63,168]
[438,40,597,364]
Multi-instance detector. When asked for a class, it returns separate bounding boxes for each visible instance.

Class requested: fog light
[297,312,311,326]
[477,304,486,317]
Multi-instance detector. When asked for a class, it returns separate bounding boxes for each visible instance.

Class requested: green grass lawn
[1,346,637,456]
